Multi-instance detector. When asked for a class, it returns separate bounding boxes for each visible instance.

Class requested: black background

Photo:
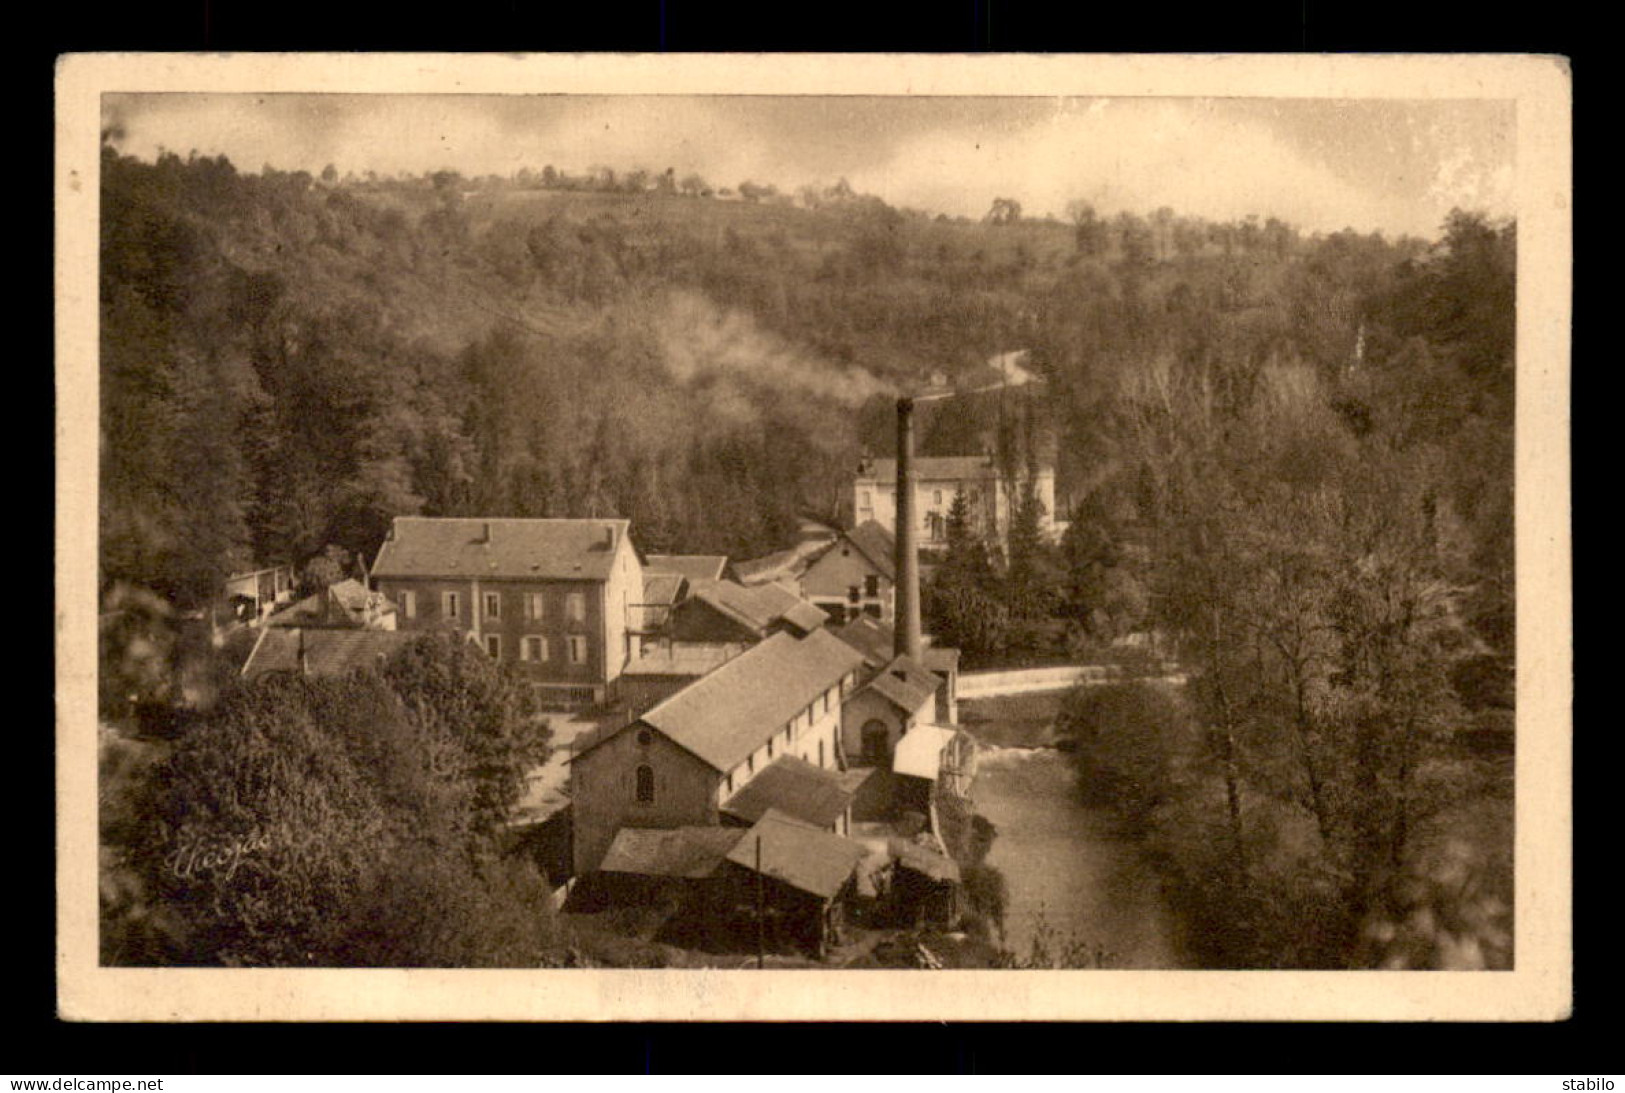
[33,0,1587,1074]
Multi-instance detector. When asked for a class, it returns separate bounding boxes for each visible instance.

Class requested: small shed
[719,809,869,957]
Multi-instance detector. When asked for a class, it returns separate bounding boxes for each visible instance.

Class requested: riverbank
[961,694,1189,968]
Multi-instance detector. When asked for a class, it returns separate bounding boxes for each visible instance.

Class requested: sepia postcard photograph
[55,52,1572,1022]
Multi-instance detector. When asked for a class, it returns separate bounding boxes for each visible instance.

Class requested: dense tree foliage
[100,636,557,967]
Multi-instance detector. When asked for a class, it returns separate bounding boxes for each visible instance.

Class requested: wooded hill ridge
[99,145,1513,663]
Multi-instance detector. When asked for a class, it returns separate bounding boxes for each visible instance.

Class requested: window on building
[767,738,774,758]
[635,765,654,804]
[526,592,545,620]
[860,490,871,509]
[484,634,501,659]
[400,590,417,619]
[637,729,652,747]
[933,489,942,505]
[567,592,586,623]
[848,585,860,603]
[747,755,754,775]
[484,592,501,619]
[522,636,547,662]
[864,574,880,598]
[818,739,825,768]
[823,691,831,714]
[568,635,587,664]
[443,591,461,619]
[864,603,882,619]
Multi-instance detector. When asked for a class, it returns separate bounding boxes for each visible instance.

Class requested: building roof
[634,629,866,772]
[724,809,869,900]
[685,578,822,637]
[598,826,745,879]
[857,455,1001,485]
[862,654,941,716]
[892,838,962,884]
[841,521,896,581]
[622,642,744,678]
[370,517,631,582]
[830,618,961,678]
[240,627,416,681]
[732,547,804,587]
[722,755,855,829]
[640,572,686,606]
[892,723,960,781]
[265,579,395,629]
[827,616,895,669]
[645,554,729,582]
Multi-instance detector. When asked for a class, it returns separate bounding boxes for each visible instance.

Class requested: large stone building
[567,626,868,874]
[852,454,1058,553]
[369,516,646,708]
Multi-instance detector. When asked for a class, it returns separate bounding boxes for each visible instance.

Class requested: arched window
[635,764,655,804]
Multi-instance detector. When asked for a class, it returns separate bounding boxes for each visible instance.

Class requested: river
[974,742,1187,968]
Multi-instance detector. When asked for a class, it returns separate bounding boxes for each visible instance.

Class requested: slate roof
[633,629,866,773]
[645,554,729,582]
[598,826,745,879]
[841,521,897,581]
[370,517,630,582]
[724,809,869,900]
[240,627,415,681]
[721,755,855,829]
[857,456,1001,485]
[862,654,941,716]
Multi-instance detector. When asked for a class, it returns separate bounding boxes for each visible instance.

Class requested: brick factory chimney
[894,396,923,661]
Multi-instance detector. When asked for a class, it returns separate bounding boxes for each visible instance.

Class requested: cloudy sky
[103,93,1513,239]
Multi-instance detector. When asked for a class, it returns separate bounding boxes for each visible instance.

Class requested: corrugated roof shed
[599,826,745,879]
[240,628,415,681]
[637,629,866,772]
[722,755,855,829]
[858,456,1000,485]
[724,809,869,900]
[645,554,729,582]
[863,654,941,716]
[370,517,630,582]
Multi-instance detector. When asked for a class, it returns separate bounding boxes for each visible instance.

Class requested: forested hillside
[99,142,1513,667]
